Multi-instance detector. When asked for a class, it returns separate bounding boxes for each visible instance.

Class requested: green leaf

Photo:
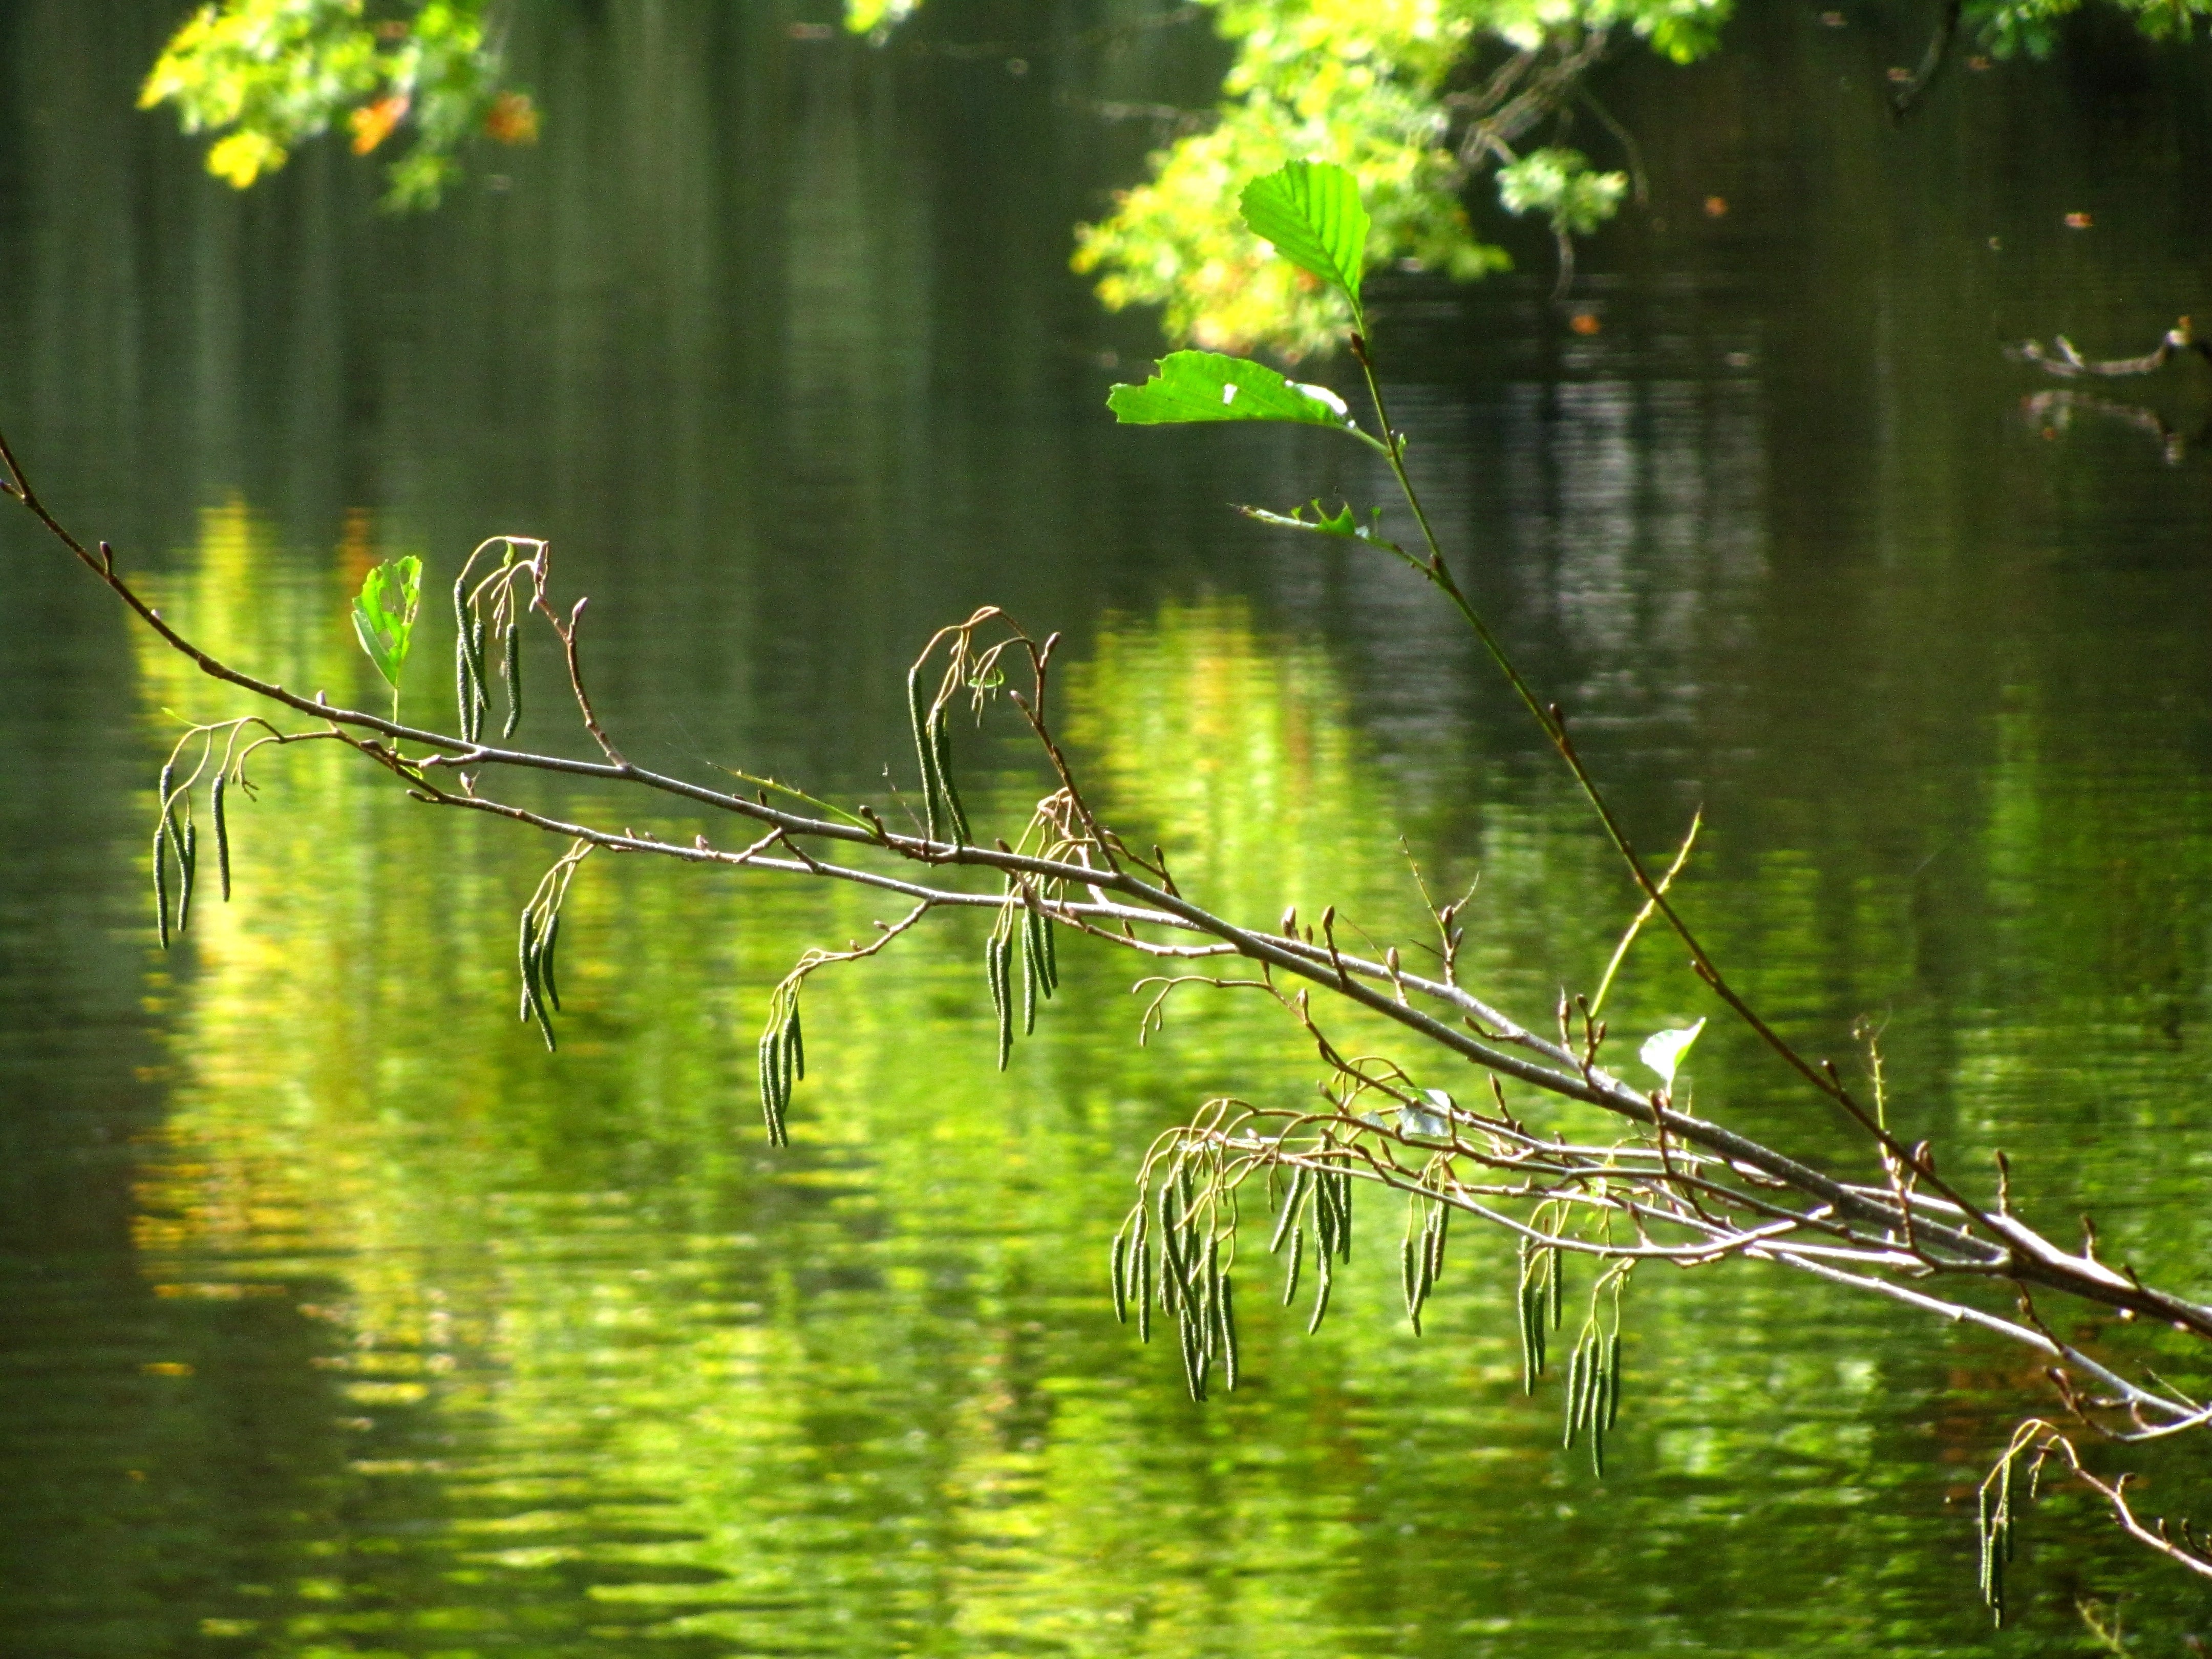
[1238,161,1370,321]
[1639,1019,1707,1090]
[1108,351,1354,429]
[352,555,422,696]
[1281,500,1363,536]
[1239,499,1401,554]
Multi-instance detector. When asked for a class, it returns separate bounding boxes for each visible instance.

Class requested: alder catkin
[177,820,196,933]
[1270,1167,1309,1252]
[151,822,171,948]
[1020,913,1038,1035]
[1564,1340,1586,1448]
[541,913,562,1011]
[1517,1276,1535,1394]
[756,1034,772,1135]
[211,773,231,901]
[1307,1254,1333,1335]
[469,614,488,722]
[1178,1300,1205,1401]
[453,578,476,740]
[1137,1239,1154,1344]
[758,1026,789,1147]
[1024,904,1056,1002]
[1219,1273,1239,1389]
[518,911,540,1020]
[1158,1186,1184,1312]
[989,933,1012,1069]
[517,910,555,1052]
[907,665,942,842]
[929,708,970,844]
[1198,1239,1220,1362]
[501,617,522,739]
[1584,1337,1604,1430]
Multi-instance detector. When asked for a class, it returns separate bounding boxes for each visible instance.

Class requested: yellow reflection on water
[116,509,2199,1653]
[127,518,1519,1652]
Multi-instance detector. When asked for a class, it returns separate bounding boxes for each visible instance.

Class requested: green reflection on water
[2,7,2210,1650]
[56,500,2201,1656]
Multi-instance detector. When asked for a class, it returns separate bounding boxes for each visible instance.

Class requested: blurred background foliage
[140,0,536,206]
[138,0,2209,349]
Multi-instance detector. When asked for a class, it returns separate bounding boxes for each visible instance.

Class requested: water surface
[2,4,2209,1654]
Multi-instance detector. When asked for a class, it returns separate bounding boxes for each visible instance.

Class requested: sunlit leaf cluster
[1972,0,2212,57]
[1497,145,1626,236]
[350,552,421,712]
[140,0,535,207]
[1073,0,2208,353]
[843,0,924,37]
[142,0,930,205]
[1073,0,1727,357]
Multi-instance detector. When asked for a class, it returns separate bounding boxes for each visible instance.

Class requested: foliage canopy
[1073,0,1721,354]
[140,0,539,207]
[141,1,2212,342]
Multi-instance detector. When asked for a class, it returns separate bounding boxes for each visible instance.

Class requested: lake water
[2,3,2209,1654]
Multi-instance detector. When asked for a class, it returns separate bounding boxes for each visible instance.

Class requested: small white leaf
[1401,1088,1452,1139]
[1639,1018,1707,1089]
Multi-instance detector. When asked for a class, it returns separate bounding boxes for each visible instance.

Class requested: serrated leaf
[1108,351,1357,429]
[1639,1019,1707,1090]
[1239,499,1402,554]
[1239,161,1370,320]
[352,555,422,693]
[1275,499,1360,536]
